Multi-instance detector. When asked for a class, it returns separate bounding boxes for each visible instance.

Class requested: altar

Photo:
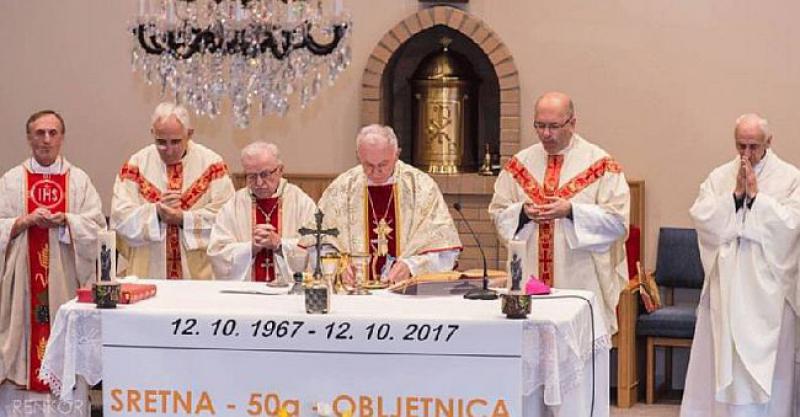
[41,280,610,417]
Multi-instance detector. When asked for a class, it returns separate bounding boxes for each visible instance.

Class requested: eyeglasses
[533,117,573,131]
[245,166,281,182]
[29,129,62,140]
[154,138,185,148]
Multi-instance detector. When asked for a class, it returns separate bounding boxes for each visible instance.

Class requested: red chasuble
[25,170,67,392]
[252,197,281,282]
[165,163,183,279]
[366,184,398,282]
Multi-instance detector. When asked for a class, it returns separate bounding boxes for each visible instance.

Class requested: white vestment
[110,141,235,279]
[0,158,104,417]
[312,161,461,276]
[681,150,800,417]
[489,135,630,334]
[207,180,317,281]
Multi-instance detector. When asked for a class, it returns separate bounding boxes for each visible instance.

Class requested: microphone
[453,202,498,300]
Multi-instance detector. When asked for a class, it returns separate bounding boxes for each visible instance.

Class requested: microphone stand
[453,203,498,300]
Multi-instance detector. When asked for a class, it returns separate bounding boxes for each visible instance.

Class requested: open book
[387,269,507,295]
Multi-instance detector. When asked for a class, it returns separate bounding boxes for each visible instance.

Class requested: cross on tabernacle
[298,210,339,279]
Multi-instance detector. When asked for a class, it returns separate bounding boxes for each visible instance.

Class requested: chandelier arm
[260,29,292,60]
[134,24,166,55]
[202,29,224,54]
[223,30,244,56]
[166,30,203,60]
[305,23,347,56]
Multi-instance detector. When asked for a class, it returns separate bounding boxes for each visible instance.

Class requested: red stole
[165,163,183,279]
[25,170,67,392]
[504,154,623,287]
[366,184,398,281]
[252,197,281,282]
[537,155,563,286]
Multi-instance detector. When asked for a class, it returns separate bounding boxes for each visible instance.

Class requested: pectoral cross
[373,218,393,256]
[298,210,339,279]
[260,256,272,273]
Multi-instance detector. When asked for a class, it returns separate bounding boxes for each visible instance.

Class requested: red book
[119,283,157,304]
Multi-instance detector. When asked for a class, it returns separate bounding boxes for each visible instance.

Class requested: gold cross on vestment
[373,218,393,256]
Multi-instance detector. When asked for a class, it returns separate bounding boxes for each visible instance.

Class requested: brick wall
[444,193,506,271]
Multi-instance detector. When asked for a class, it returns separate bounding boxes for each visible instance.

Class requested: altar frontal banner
[103,348,521,417]
[102,310,523,356]
[102,312,522,417]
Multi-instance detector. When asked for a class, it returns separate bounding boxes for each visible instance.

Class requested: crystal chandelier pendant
[131,0,352,128]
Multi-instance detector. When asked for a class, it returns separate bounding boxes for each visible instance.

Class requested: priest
[312,124,461,284]
[0,110,105,415]
[489,92,630,334]
[110,102,235,279]
[681,113,800,417]
[208,142,316,282]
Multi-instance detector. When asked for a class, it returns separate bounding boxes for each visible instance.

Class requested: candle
[234,1,245,22]
[334,0,343,17]
[286,0,297,24]
[166,0,177,25]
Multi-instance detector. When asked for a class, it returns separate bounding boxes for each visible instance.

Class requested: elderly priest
[207,142,316,281]
[681,113,800,417]
[111,102,235,279]
[0,110,105,416]
[313,124,461,284]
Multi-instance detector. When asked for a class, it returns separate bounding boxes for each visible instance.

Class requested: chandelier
[131,0,352,128]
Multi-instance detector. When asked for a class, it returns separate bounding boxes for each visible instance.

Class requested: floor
[611,403,680,417]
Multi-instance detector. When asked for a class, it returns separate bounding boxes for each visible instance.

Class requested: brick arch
[360,6,521,163]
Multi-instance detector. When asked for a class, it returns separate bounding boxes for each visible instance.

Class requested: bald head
[734,113,771,165]
[533,91,576,154]
[534,92,575,119]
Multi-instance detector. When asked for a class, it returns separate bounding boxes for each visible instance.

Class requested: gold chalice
[320,254,347,294]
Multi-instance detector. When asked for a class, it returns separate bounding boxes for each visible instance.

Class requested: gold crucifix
[373,218,393,256]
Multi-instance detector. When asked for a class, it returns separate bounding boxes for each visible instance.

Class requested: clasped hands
[252,224,281,253]
[523,196,572,224]
[23,207,66,229]
[156,191,184,225]
[734,156,758,200]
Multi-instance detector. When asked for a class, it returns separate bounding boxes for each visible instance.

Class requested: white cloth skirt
[680,298,797,417]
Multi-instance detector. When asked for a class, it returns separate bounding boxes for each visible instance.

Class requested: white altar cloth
[40,279,610,417]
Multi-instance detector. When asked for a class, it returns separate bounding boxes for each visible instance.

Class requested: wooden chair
[636,227,704,403]
[612,280,640,408]
[610,181,645,408]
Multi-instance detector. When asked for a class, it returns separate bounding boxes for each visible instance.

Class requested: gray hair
[356,124,399,150]
[735,113,771,139]
[241,141,281,164]
[151,102,192,131]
